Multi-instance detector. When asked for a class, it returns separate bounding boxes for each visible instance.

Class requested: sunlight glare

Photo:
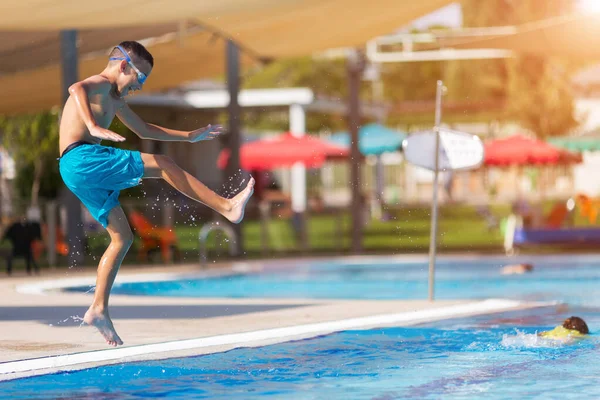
[579,0,600,13]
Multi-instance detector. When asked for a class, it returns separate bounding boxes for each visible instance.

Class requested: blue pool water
[7,255,600,398]
[71,256,600,304]
[3,305,599,399]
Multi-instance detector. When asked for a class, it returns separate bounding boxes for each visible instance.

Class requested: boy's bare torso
[59,77,123,155]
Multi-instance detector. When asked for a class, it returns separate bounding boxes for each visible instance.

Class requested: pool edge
[0,298,554,382]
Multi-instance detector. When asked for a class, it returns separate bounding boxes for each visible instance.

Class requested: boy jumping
[59,41,254,346]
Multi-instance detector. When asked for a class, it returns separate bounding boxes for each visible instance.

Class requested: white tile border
[0,298,549,379]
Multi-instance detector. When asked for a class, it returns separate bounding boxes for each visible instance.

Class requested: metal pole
[259,202,270,255]
[374,154,384,220]
[347,49,365,253]
[428,80,444,301]
[373,67,385,221]
[46,201,57,267]
[60,30,85,267]
[225,39,243,256]
[0,161,3,222]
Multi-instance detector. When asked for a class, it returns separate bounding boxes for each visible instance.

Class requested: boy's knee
[112,230,134,249]
[122,231,135,248]
[155,154,175,168]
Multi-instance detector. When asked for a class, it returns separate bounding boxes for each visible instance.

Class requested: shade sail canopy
[0,24,189,76]
[0,0,456,114]
[0,32,257,115]
[0,0,455,33]
[217,132,349,170]
[452,13,600,59]
[329,123,406,155]
[0,0,298,30]
[484,135,582,166]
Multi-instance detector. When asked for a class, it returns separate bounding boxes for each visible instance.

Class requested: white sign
[402,128,484,171]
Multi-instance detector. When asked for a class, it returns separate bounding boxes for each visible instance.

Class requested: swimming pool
[3,304,597,399]
[67,255,600,304]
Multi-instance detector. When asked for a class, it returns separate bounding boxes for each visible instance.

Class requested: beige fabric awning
[0,0,453,33]
[451,13,600,59]
[204,0,458,57]
[0,32,257,115]
[0,24,187,75]
[0,0,456,114]
[0,0,284,30]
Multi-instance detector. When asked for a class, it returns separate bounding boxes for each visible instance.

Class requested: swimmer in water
[539,316,589,341]
[501,263,534,275]
[59,41,254,346]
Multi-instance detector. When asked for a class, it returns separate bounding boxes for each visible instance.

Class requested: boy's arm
[68,76,126,142]
[116,103,224,142]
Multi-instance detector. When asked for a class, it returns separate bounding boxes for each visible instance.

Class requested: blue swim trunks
[59,142,145,228]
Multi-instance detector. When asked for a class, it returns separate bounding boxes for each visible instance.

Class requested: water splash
[50,315,85,327]
[501,330,568,348]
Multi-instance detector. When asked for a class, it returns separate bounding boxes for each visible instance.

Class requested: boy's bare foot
[83,306,123,347]
[224,177,255,224]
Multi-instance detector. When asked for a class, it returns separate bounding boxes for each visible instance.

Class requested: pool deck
[0,259,551,381]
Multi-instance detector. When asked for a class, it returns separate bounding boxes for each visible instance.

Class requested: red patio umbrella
[217,132,349,170]
[484,135,582,166]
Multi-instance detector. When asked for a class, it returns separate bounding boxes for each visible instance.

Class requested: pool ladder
[198,221,238,267]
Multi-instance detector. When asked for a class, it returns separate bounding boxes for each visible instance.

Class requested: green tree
[505,55,578,138]
[461,0,579,137]
[243,56,368,133]
[0,110,60,205]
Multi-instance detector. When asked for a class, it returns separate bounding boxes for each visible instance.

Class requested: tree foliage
[244,56,361,133]
[0,110,61,204]
[461,0,579,137]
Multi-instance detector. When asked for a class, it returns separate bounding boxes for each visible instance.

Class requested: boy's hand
[188,124,224,143]
[89,126,126,142]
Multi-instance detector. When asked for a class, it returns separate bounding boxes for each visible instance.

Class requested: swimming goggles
[109,45,147,85]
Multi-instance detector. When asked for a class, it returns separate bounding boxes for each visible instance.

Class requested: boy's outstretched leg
[141,153,254,223]
[83,206,133,346]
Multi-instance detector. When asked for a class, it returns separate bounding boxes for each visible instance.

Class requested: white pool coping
[0,298,550,380]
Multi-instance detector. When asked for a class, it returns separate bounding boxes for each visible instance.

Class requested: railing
[198,221,238,267]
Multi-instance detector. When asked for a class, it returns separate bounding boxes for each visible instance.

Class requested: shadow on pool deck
[0,304,308,327]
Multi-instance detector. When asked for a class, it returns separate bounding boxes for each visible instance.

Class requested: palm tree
[0,110,59,207]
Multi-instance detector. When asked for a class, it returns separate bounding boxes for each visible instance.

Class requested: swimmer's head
[562,316,589,335]
[107,41,153,97]
[522,263,534,272]
[501,263,534,275]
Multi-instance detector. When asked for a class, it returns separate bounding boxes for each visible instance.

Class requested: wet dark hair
[109,41,154,67]
[563,316,589,334]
